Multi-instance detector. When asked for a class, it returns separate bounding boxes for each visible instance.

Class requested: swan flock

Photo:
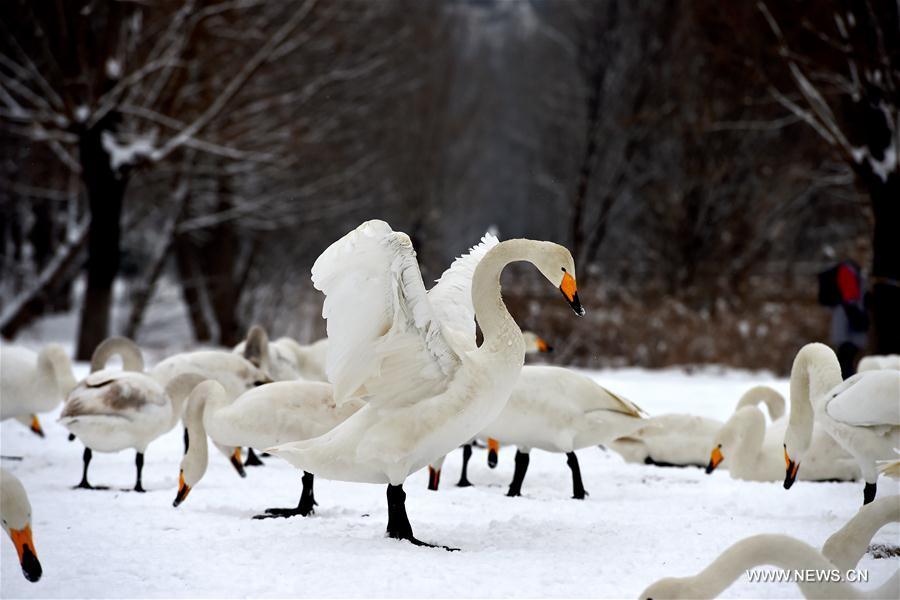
[2,219,898,598]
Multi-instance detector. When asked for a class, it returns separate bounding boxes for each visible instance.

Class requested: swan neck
[686,536,850,599]
[471,239,532,354]
[181,386,216,484]
[788,348,841,456]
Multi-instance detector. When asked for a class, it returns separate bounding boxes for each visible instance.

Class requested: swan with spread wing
[267,220,584,549]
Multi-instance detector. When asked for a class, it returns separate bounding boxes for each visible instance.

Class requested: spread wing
[824,370,900,427]
[428,232,499,343]
[312,220,462,405]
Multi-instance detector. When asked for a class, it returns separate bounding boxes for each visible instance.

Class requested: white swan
[639,495,900,599]
[1,343,76,436]
[858,354,900,372]
[609,385,785,470]
[174,379,362,517]
[705,386,859,482]
[234,330,329,383]
[0,468,42,582]
[267,220,583,549]
[473,366,645,498]
[60,337,187,491]
[783,343,900,504]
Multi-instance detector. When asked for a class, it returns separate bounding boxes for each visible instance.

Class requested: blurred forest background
[1,0,897,373]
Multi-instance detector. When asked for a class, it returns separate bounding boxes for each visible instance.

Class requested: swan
[609,385,785,470]
[639,495,900,599]
[471,366,645,499]
[427,330,555,490]
[0,468,42,582]
[235,330,329,383]
[858,354,900,372]
[266,220,583,549]
[705,386,859,482]
[60,337,189,491]
[174,379,362,517]
[1,343,76,436]
[783,343,900,504]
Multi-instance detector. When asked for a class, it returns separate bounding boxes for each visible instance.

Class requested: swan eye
[561,267,566,272]
[253,380,266,387]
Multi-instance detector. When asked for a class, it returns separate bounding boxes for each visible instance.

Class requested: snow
[1,364,898,598]
[101,131,156,170]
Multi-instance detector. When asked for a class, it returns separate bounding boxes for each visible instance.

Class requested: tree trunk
[174,233,213,343]
[75,120,128,360]
[868,171,900,354]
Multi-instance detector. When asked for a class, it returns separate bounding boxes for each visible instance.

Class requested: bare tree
[753,1,899,353]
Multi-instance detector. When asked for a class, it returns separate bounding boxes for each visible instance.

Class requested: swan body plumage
[479,366,646,452]
[609,385,785,469]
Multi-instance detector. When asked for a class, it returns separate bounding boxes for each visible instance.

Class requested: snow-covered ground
[1,363,898,598]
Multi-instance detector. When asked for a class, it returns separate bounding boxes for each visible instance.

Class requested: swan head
[0,470,42,582]
[522,331,553,354]
[530,242,584,316]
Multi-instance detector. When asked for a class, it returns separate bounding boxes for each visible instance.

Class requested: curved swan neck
[788,345,842,456]
[181,383,226,485]
[90,337,145,373]
[39,346,76,396]
[678,535,861,599]
[736,386,785,421]
[471,239,536,354]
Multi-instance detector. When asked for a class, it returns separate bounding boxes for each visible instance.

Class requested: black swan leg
[457,443,473,487]
[506,450,530,497]
[254,472,317,519]
[566,452,588,499]
[74,448,107,490]
[386,484,458,551]
[244,447,265,466]
[134,452,146,492]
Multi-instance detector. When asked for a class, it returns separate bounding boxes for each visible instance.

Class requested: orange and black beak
[705,446,724,474]
[230,448,247,478]
[29,415,44,438]
[427,466,440,491]
[783,446,799,489]
[487,438,499,469]
[173,470,191,507]
[535,337,553,353]
[10,525,41,582]
[559,272,585,316]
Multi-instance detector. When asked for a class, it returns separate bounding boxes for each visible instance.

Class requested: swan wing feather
[427,232,499,343]
[824,370,900,426]
[312,220,461,405]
